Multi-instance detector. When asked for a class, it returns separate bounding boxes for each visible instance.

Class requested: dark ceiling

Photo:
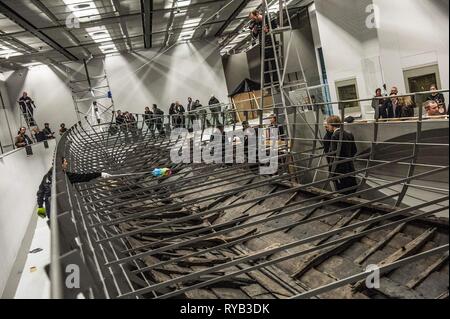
[0,0,308,70]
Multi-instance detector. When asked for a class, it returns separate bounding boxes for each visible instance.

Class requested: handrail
[0,139,52,160]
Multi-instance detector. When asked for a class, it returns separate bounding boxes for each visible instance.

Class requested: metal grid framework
[0,0,308,71]
[50,85,449,299]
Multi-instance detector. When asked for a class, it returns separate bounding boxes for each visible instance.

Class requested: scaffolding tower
[259,0,314,144]
[68,58,115,126]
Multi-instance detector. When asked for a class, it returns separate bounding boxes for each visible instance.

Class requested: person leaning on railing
[423,100,443,118]
[32,127,47,143]
[15,127,33,148]
[427,84,447,115]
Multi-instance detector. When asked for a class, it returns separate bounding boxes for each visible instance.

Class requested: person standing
[371,88,386,120]
[59,123,68,136]
[144,106,154,132]
[186,97,195,128]
[43,123,55,139]
[249,10,278,86]
[174,101,185,128]
[209,95,221,127]
[152,104,165,135]
[326,116,358,195]
[381,87,398,119]
[169,103,177,128]
[323,121,334,168]
[18,92,36,126]
[32,127,47,142]
[115,110,126,126]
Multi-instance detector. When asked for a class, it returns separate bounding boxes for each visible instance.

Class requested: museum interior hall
[0,0,448,301]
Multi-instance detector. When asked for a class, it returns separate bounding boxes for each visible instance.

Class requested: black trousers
[334,176,358,195]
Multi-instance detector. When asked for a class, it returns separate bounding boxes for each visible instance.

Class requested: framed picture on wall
[335,78,361,117]
[403,64,441,93]
[403,64,442,114]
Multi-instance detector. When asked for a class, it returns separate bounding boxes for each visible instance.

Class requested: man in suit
[381,86,398,119]
[326,115,358,195]
[152,104,165,135]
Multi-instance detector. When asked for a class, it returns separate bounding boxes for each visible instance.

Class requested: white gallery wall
[312,0,383,116]
[0,78,18,151]
[222,52,251,93]
[3,39,229,130]
[312,0,449,116]
[105,39,230,114]
[0,140,56,297]
[374,0,449,92]
[5,65,78,134]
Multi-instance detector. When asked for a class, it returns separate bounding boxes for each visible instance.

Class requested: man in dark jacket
[327,116,358,195]
[18,92,36,126]
[152,104,165,135]
[36,168,52,218]
[209,95,221,127]
[323,121,334,167]
[174,101,185,128]
[37,160,111,218]
[43,123,55,139]
[381,87,398,119]
[115,110,126,126]
[144,106,154,133]
[32,127,47,143]
[249,9,279,85]
[371,88,386,120]
[427,84,446,115]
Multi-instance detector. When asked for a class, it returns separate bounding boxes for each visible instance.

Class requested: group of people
[372,84,447,119]
[118,95,224,136]
[14,123,67,148]
[16,91,68,149]
[167,96,222,129]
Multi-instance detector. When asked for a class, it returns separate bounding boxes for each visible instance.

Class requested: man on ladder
[249,9,279,88]
[18,91,36,127]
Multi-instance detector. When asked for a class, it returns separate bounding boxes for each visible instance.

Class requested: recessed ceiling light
[74,3,91,9]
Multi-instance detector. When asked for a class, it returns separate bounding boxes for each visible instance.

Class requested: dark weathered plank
[406,251,449,289]
[353,228,437,292]
[354,223,406,265]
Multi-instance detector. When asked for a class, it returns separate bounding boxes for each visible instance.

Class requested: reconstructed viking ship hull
[51,117,449,299]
